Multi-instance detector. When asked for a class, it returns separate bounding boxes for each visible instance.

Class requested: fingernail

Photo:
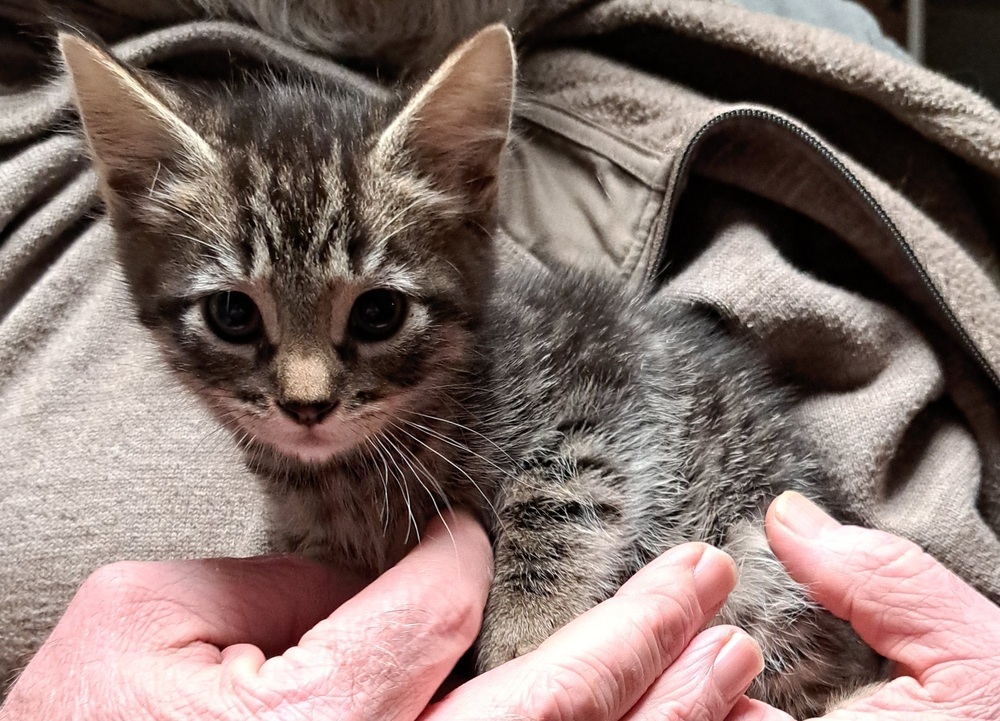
[693,546,737,611]
[713,632,764,697]
[772,491,840,539]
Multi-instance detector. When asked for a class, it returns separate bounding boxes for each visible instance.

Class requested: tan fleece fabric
[510,35,1000,595]
[3,0,1000,696]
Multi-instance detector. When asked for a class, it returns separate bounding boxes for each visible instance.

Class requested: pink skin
[1,511,762,721]
[7,496,997,720]
[730,492,1000,721]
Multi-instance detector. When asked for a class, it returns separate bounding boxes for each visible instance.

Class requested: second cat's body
[61,25,885,717]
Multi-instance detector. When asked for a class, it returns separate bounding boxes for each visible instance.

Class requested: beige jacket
[1,0,999,688]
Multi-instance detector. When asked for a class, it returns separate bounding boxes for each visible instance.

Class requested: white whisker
[390,420,499,520]
[382,429,420,544]
[388,424,449,540]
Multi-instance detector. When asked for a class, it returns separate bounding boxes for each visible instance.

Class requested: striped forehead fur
[90,59,501,432]
[182,79,472,287]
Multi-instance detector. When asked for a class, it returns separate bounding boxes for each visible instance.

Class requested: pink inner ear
[381,25,514,200]
[61,33,215,180]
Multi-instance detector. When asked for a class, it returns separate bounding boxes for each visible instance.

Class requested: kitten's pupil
[349,289,407,342]
[204,291,262,344]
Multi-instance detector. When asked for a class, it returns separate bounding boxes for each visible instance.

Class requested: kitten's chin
[273,433,347,465]
[228,412,373,467]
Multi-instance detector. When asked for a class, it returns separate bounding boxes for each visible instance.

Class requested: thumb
[764,492,1000,679]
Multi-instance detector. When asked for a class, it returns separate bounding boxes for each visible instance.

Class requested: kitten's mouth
[232,404,386,466]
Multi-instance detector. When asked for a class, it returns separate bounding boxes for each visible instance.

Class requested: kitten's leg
[718,522,887,719]
[477,464,633,671]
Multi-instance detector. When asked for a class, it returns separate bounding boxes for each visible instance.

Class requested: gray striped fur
[61,26,886,717]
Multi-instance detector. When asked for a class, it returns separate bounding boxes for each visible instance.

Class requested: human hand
[2,511,763,721]
[729,491,1000,721]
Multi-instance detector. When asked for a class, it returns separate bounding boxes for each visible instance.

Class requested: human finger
[258,510,492,721]
[427,543,737,721]
[765,491,1000,676]
[621,625,764,721]
[66,554,367,656]
[1,554,369,721]
[724,696,795,721]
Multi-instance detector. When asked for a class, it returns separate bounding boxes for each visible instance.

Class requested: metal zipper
[648,107,1000,392]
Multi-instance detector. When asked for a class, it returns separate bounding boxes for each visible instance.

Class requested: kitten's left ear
[378,24,516,223]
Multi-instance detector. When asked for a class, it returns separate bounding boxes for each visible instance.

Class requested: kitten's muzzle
[278,400,338,427]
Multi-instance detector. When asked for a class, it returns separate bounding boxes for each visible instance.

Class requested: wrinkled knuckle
[517,662,614,721]
[838,531,943,601]
[640,591,700,659]
[420,585,483,644]
[928,662,1000,710]
[78,561,159,605]
[219,668,278,717]
[581,596,685,681]
[74,561,188,644]
[652,654,729,721]
[653,696,714,721]
[359,583,481,664]
[851,532,929,578]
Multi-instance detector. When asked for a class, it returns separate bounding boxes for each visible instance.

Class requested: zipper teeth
[652,108,1000,392]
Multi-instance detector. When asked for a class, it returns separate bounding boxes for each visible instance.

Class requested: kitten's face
[61,27,515,466]
[145,141,483,465]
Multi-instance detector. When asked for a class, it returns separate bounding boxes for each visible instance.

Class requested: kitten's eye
[349,289,407,342]
[203,291,263,344]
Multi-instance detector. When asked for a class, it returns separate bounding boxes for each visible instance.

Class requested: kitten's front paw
[476,615,554,671]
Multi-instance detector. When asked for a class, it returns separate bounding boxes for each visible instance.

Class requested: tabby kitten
[60,26,886,716]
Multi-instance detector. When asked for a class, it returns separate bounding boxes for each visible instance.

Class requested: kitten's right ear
[58,33,216,200]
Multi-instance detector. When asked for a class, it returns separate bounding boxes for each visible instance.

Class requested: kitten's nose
[278,400,338,427]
